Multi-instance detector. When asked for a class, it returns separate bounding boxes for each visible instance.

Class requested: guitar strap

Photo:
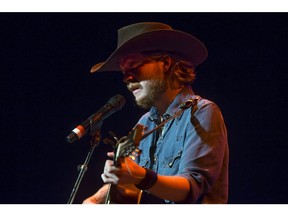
[188,95,201,116]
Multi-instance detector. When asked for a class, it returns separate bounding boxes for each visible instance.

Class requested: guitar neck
[104,124,144,204]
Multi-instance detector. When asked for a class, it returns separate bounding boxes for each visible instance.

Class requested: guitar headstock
[114,124,144,166]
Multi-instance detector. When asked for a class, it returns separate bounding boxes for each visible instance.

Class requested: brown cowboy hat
[90,22,208,73]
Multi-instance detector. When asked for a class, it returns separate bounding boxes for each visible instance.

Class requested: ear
[162,56,172,72]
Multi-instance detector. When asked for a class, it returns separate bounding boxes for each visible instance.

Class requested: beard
[133,78,168,109]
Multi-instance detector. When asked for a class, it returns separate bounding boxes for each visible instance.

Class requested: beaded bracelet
[135,168,158,190]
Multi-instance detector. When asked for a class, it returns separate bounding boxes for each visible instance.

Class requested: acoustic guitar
[105,124,144,204]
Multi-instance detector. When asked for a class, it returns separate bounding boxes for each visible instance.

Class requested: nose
[122,72,135,83]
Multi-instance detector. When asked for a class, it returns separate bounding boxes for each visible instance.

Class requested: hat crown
[91,22,208,73]
[117,22,172,48]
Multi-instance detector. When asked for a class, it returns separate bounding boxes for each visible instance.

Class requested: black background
[0,13,287,204]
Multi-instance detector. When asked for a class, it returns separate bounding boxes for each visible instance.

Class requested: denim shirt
[135,86,229,204]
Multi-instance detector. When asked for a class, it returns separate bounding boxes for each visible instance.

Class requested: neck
[154,87,183,116]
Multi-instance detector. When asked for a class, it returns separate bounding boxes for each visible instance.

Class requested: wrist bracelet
[135,168,158,190]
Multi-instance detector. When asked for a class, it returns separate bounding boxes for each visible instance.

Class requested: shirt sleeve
[176,100,228,203]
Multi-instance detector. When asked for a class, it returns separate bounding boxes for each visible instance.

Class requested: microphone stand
[67,128,101,204]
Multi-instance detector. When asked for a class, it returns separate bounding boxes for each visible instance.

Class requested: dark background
[0,13,287,204]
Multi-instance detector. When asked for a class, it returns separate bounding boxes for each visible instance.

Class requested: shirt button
[154,155,157,162]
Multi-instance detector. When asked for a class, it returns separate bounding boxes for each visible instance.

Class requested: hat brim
[91,29,208,73]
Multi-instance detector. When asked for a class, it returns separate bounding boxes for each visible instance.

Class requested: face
[119,53,168,109]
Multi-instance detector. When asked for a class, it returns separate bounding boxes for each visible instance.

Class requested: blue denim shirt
[135,86,229,204]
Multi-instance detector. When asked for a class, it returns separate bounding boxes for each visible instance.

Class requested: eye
[128,61,142,69]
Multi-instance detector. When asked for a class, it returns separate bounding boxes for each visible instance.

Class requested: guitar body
[104,124,144,204]
[105,184,142,204]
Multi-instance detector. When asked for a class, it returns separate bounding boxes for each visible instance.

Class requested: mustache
[127,83,141,91]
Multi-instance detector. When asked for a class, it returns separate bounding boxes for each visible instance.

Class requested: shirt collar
[148,86,195,122]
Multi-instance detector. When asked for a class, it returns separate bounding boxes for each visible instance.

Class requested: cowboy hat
[90,22,208,73]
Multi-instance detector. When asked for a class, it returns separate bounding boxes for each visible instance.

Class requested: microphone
[66,94,126,143]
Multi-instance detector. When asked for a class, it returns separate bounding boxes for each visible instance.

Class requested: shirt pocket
[160,149,183,175]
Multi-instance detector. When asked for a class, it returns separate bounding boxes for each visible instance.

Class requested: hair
[141,51,196,85]
[168,56,196,85]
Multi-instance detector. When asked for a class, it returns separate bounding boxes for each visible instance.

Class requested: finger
[104,166,120,175]
[101,173,119,184]
[103,160,114,172]
[107,152,114,158]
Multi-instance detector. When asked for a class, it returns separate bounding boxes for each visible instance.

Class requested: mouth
[128,84,141,94]
[132,89,141,95]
